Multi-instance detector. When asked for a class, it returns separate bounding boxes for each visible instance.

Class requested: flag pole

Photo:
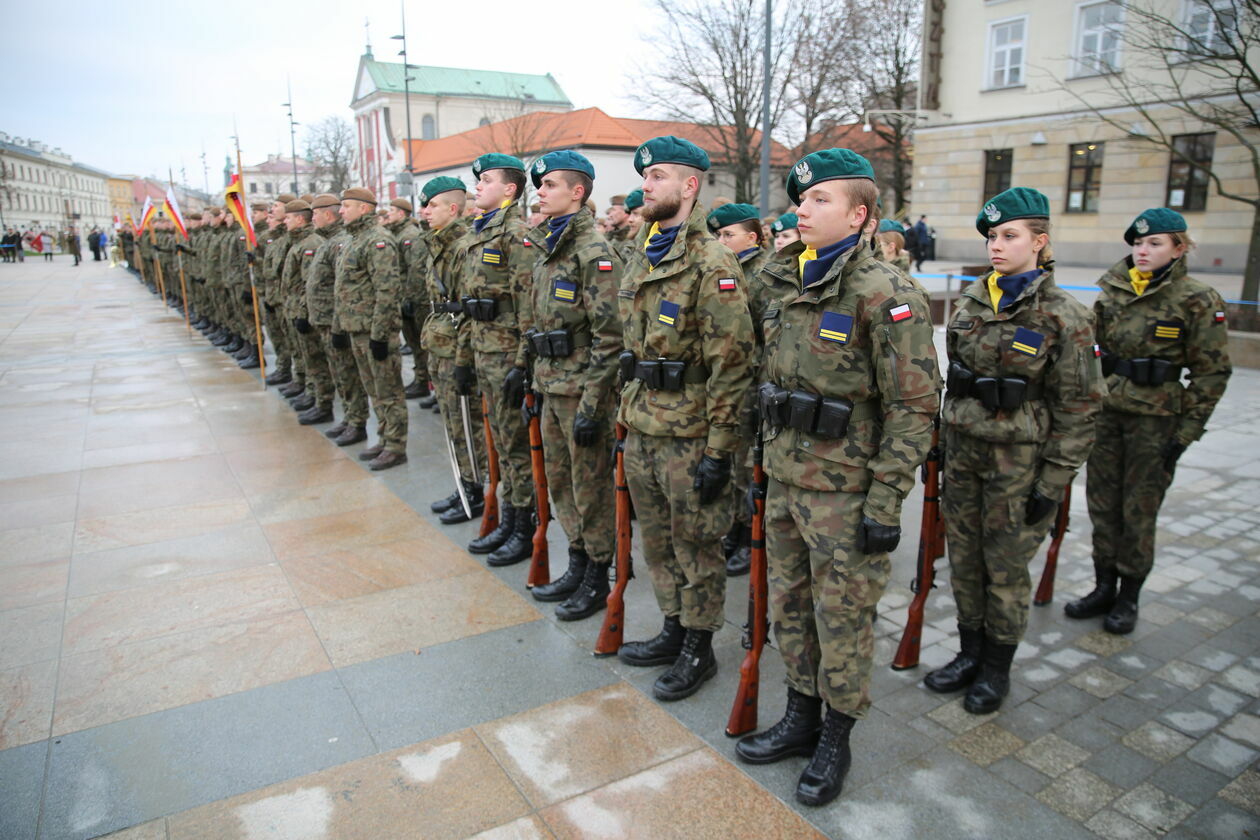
[233,127,267,387]
[169,169,192,337]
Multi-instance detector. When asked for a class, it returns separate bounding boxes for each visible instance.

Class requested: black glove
[401,300,416,319]
[263,301,275,313]
[692,454,731,505]
[453,364,476,395]
[331,332,350,350]
[369,338,389,361]
[520,391,542,427]
[1025,489,1058,526]
[502,366,527,408]
[1161,439,1188,477]
[240,289,253,304]
[573,413,599,447]
[294,318,312,335]
[175,243,186,253]
[246,251,256,265]
[745,479,765,519]
[856,517,901,554]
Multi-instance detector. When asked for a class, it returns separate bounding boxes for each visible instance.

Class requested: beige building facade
[914,0,1255,272]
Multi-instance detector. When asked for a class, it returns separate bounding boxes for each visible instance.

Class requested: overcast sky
[2,0,655,188]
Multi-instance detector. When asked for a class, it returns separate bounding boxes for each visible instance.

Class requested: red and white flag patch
[375,241,387,249]
[597,259,613,272]
[523,238,533,247]
[717,277,737,292]
[304,249,315,256]
[889,303,913,322]
[1093,344,1102,357]
[1215,310,1226,323]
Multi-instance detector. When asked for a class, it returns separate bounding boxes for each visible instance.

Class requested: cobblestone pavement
[0,259,1256,839]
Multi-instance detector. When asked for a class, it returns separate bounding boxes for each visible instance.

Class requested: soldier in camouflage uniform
[226,204,265,370]
[732,150,939,807]
[770,213,800,252]
[333,187,409,471]
[604,193,632,250]
[420,176,488,521]
[179,213,204,326]
[279,199,335,425]
[154,218,178,308]
[619,190,646,265]
[876,219,913,276]
[456,154,536,564]
[401,224,435,406]
[1069,208,1232,635]
[614,136,755,703]
[215,207,252,361]
[202,210,229,341]
[518,151,624,620]
[306,195,369,446]
[266,196,301,390]
[925,187,1104,715]
[707,202,769,578]
[383,199,429,400]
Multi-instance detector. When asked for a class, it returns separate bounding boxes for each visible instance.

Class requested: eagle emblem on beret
[639,146,652,166]
[1135,218,1150,235]
[984,203,1001,222]
[794,160,812,184]
[535,159,546,174]
[418,193,427,205]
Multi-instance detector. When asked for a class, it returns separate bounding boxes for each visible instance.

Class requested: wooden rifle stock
[726,427,768,737]
[594,422,633,656]
[478,394,500,538]
[891,420,944,671]
[524,391,550,587]
[1034,484,1072,606]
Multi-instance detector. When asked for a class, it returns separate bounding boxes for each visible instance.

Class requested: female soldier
[1068,209,1231,634]
[877,219,912,275]
[771,213,800,252]
[924,187,1103,714]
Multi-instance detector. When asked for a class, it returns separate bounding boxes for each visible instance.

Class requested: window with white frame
[1183,0,1237,55]
[988,17,1027,89]
[1075,1,1124,75]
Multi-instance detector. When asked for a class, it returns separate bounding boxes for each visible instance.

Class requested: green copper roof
[361,59,571,105]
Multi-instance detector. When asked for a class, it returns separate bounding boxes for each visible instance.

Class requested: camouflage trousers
[426,354,486,484]
[401,315,429,390]
[541,393,615,563]
[349,332,408,454]
[476,351,533,508]
[297,326,334,409]
[942,428,1054,645]
[1086,410,1176,581]
[730,385,759,528]
[623,432,728,632]
[765,478,889,718]
[322,327,368,428]
[264,304,293,377]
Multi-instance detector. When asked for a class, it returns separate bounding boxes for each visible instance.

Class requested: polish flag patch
[1215,310,1226,323]
[1093,344,1102,357]
[597,259,613,272]
[889,303,913,322]
[375,241,387,249]
[304,249,315,256]
[717,277,737,292]
[523,238,533,247]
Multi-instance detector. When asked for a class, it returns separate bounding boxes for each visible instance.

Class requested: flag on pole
[163,187,188,240]
[138,196,156,232]
[112,214,122,232]
[224,174,256,250]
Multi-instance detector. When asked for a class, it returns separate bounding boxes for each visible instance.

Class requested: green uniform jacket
[421,219,469,360]
[1094,256,1231,445]
[183,227,204,278]
[332,215,400,339]
[756,241,940,524]
[387,219,421,276]
[616,201,755,456]
[456,201,532,368]
[202,226,224,286]
[281,226,323,321]
[305,220,347,327]
[525,208,625,421]
[262,227,290,303]
[944,266,1104,495]
[219,224,251,290]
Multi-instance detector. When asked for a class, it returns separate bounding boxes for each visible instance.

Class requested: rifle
[478,394,500,538]
[726,421,768,737]
[1034,485,1072,606]
[891,418,945,671]
[594,422,634,656]
[524,390,551,587]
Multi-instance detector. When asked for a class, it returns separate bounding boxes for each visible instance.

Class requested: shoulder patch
[717,277,737,292]
[818,312,852,344]
[375,241,387,249]
[553,280,577,302]
[1011,327,1044,356]
[482,248,502,265]
[1154,320,1183,341]
[1214,310,1226,324]
[523,238,533,247]
[617,288,635,299]
[403,239,412,246]
[888,302,913,322]
[658,300,680,327]
[304,249,315,256]
[597,259,613,272]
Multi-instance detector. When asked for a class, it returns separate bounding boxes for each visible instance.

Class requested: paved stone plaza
[0,258,1257,839]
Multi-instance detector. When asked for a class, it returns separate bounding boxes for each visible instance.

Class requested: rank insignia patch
[1011,327,1044,356]
[482,248,502,265]
[553,280,577,302]
[818,311,853,344]
[1154,320,1182,340]
[658,300,680,327]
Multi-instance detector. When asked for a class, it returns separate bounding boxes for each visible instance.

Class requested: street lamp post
[282,83,301,196]
[391,3,416,211]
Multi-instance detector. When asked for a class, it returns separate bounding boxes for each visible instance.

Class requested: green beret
[786,148,875,205]
[878,219,903,234]
[771,213,798,233]
[530,150,595,188]
[707,203,760,232]
[976,187,1050,236]
[472,153,525,178]
[418,176,466,207]
[1124,207,1187,245]
[634,135,711,175]
[624,189,644,211]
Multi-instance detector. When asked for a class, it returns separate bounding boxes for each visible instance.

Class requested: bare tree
[783,0,865,154]
[1047,0,1259,319]
[475,100,569,167]
[304,116,355,194]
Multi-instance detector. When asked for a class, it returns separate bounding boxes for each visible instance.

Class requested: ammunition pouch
[759,381,875,439]
[526,327,590,359]
[624,354,709,391]
[460,296,514,322]
[430,300,464,314]
[1103,353,1182,386]
[947,361,1041,412]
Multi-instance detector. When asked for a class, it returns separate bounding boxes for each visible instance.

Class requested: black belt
[947,361,1043,412]
[1103,354,1182,386]
[431,301,463,314]
[758,382,877,439]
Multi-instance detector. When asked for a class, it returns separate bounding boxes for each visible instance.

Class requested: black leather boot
[333,425,367,446]
[278,380,305,398]
[1103,575,1142,635]
[725,525,751,576]
[735,688,823,764]
[404,379,427,399]
[924,625,984,693]
[963,639,1018,714]
[1065,568,1117,619]
[431,490,460,513]
[653,628,716,701]
[722,519,741,559]
[532,547,588,602]
[238,353,260,370]
[298,404,333,425]
[468,504,514,555]
[555,560,610,621]
[795,708,855,806]
[324,421,347,439]
[618,615,685,667]
[290,394,316,412]
[439,483,485,525]
[210,329,231,346]
[418,394,438,409]
[224,335,244,353]
[487,504,533,564]
[264,369,291,386]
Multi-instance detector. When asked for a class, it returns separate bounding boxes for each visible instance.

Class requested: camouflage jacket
[262,226,290,302]
[332,215,400,338]
[456,201,532,367]
[525,208,625,420]
[138,229,155,261]
[201,227,223,286]
[182,226,204,278]
[756,241,940,524]
[1095,256,1231,444]
[616,201,755,455]
[386,219,422,276]
[606,224,631,248]
[891,252,911,275]
[421,218,469,360]
[280,225,322,321]
[401,229,433,313]
[944,266,1104,495]
[218,222,251,289]
[305,220,347,327]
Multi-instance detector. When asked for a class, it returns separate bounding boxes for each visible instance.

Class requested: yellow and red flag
[224,174,256,250]
[163,187,188,240]
[138,196,156,233]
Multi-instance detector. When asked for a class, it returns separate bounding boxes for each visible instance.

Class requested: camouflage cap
[276,193,298,204]
[284,199,311,213]
[389,198,413,213]
[417,176,466,207]
[706,202,760,232]
[471,153,525,178]
[310,193,340,210]
[530,150,595,188]
[770,212,798,233]
[878,218,904,234]
[976,187,1050,236]
[341,187,377,205]
[786,148,875,205]
[624,189,645,211]
[1124,207,1187,245]
[634,135,710,175]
